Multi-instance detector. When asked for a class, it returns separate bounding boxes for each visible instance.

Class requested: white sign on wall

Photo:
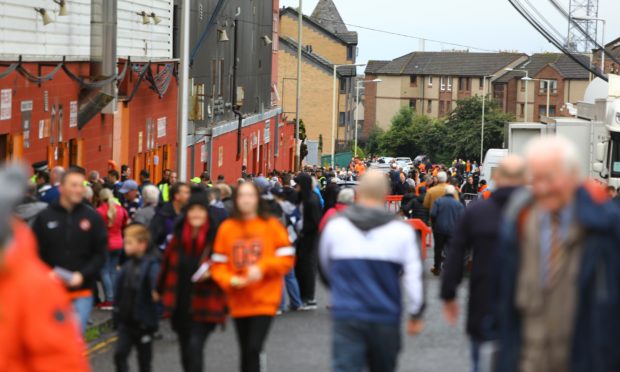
[1,89,11,120]
[157,117,166,138]
[69,101,78,128]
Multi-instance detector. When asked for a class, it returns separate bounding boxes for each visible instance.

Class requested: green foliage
[298,119,308,162]
[374,97,513,164]
[352,145,366,159]
[364,125,384,156]
[318,134,323,152]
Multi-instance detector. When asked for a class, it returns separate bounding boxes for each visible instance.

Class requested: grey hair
[337,188,355,205]
[445,185,456,195]
[142,185,160,206]
[84,186,94,201]
[437,171,448,183]
[525,135,582,178]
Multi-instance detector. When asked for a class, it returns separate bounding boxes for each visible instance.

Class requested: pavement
[89,255,471,372]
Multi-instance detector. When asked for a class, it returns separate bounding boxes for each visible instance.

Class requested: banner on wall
[69,101,78,128]
[21,101,32,149]
[157,117,166,138]
[0,89,11,120]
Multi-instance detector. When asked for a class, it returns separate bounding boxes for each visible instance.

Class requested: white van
[481,149,508,190]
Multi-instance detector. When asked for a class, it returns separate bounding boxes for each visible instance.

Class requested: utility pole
[176,0,190,181]
[294,0,302,171]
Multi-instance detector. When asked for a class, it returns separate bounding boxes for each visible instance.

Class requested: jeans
[332,319,401,372]
[101,249,122,302]
[471,339,482,372]
[114,325,153,372]
[173,321,217,372]
[72,295,94,334]
[280,269,303,310]
[295,236,318,303]
[234,316,273,372]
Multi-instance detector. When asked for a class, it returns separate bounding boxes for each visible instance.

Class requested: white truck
[486,74,620,189]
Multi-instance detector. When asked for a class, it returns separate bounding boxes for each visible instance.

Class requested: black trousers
[295,235,318,302]
[173,320,217,372]
[234,316,274,372]
[433,232,451,271]
[114,325,153,372]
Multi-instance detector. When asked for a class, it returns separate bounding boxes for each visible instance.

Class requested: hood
[342,204,397,232]
[294,172,313,201]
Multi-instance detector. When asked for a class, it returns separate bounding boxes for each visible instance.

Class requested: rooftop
[495,53,590,82]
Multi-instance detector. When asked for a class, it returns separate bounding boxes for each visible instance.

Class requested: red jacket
[0,220,89,372]
[97,203,128,250]
[319,204,349,231]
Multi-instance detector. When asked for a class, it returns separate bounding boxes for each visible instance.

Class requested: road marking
[87,336,118,356]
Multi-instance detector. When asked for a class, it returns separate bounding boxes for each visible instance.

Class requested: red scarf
[180,219,209,256]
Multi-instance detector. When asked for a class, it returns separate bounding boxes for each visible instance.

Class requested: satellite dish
[583,77,609,104]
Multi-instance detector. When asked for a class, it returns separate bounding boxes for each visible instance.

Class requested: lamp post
[332,63,366,168]
[354,78,381,158]
[294,0,303,172]
[480,75,494,164]
[573,16,606,75]
[176,0,190,181]
[505,68,530,122]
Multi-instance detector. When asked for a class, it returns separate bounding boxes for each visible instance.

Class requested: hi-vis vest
[159,183,170,202]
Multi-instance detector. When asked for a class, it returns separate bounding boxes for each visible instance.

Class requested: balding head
[494,154,527,188]
[525,136,581,212]
[357,170,390,206]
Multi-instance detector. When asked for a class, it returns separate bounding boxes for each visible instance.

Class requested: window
[439,101,445,116]
[539,105,556,117]
[479,77,484,89]
[339,78,347,93]
[519,103,525,117]
[611,139,620,178]
[409,99,417,110]
[520,80,526,92]
[427,100,432,113]
[459,77,470,91]
[347,45,354,61]
[539,80,558,95]
[428,76,433,87]
[339,112,346,126]
[410,75,417,87]
[447,76,452,91]
[440,76,446,91]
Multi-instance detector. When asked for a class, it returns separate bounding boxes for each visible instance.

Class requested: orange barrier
[406,218,432,260]
[385,195,404,213]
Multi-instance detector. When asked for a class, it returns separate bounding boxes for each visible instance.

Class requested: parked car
[395,157,413,167]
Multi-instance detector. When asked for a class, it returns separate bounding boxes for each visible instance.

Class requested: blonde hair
[124,224,150,244]
[99,188,117,228]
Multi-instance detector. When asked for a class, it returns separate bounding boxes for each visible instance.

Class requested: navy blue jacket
[430,195,464,235]
[114,254,161,331]
[441,187,518,341]
[495,187,620,372]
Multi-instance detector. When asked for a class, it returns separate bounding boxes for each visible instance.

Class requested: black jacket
[440,187,517,341]
[402,193,429,225]
[294,173,322,239]
[32,201,108,292]
[150,202,179,251]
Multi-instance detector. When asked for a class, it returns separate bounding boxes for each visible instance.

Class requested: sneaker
[299,300,318,311]
[276,309,283,316]
[430,267,441,276]
[98,301,114,311]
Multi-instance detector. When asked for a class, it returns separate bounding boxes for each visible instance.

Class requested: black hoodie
[294,173,322,238]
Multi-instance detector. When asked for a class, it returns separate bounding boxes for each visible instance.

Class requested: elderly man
[441,155,526,372]
[320,170,424,372]
[496,137,620,372]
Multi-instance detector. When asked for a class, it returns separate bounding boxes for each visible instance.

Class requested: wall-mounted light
[137,11,150,25]
[261,35,272,46]
[34,8,53,25]
[53,0,67,16]
[150,12,161,25]
[218,29,229,42]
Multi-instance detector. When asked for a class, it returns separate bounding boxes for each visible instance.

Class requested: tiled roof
[494,53,590,83]
[366,60,390,74]
[364,52,525,77]
[310,0,348,34]
[279,36,357,77]
[281,7,357,46]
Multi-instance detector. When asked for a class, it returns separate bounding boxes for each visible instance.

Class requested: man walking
[320,170,424,372]
[496,137,620,372]
[441,155,526,372]
[429,185,464,275]
[32,167,108,332]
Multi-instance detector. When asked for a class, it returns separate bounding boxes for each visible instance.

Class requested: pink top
[97,203,129,251]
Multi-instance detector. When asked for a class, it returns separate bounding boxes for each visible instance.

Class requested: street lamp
[354,79,381,158]
[294,0,303,171]
[480,75,494,164]
[505,68,530,122]
[332,63,366,168]
[573,16,606,75]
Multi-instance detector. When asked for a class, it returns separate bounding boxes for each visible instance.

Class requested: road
[90,258,470,372]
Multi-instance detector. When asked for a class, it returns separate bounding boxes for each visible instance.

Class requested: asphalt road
[90,258,470,372]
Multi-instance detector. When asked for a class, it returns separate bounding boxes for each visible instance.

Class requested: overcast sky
[280,0,620,68]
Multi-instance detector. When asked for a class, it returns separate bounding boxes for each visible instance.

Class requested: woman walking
[97,188,129,310]
[211,182,295,372]
[157,190,228,372]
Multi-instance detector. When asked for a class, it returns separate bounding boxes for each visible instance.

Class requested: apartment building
[593,37,620,75]
[493,53,590,122]
[278,0,358,159]
[363,52,527,139]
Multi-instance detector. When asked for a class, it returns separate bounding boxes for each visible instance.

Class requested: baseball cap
[119,180,139,194]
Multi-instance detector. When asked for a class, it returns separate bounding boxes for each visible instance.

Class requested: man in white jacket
[320,170,425,372]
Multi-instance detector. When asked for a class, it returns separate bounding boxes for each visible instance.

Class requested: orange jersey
[0,221,89,372]
[355,163,366,175]
[211,217,294,318]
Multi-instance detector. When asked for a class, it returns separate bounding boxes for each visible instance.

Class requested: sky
[280,0,620,69]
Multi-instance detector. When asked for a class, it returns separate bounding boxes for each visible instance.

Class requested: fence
[320,151,353,168]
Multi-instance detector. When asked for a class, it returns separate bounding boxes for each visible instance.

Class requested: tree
[298,119,308,162]
[318,134,323,153]
[365,125,384,157]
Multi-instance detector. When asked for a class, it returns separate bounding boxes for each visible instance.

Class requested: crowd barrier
[385,195,403,213]
[406,219,431,260]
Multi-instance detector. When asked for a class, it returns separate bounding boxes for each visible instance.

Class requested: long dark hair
[231,182,271,220]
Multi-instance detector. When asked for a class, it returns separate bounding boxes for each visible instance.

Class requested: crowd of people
[2,135,620,372]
